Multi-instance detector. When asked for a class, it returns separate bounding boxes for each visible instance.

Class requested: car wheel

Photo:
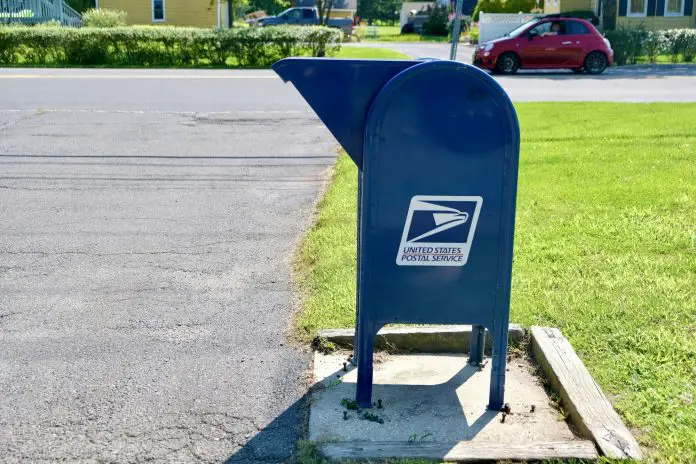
[495,53,519,75]
[584,51,607,75]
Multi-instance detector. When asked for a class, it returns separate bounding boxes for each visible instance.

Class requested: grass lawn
[294,103,696,463]
[334,46,411,60]
[355,25,450,42]
[632,55,696,64]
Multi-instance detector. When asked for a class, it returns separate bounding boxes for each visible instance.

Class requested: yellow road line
[0,74,278,79]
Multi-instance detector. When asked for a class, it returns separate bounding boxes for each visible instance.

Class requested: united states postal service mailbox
[273,58,520,410]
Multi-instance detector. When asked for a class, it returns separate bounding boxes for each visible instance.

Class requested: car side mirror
[528,30,538,40]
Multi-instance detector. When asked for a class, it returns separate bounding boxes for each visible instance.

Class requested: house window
[665,0,684,16]
[152,0,165,22]
[627,0,648,16]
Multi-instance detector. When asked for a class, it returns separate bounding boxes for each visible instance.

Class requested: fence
[478,12,542,43]
[0,0,81,26]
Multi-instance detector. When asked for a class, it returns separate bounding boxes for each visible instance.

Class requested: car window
[286,9,301,19]
[302,9,314,19]
[530,21,567,36]
[507,19,541,38]
[566,20,590,35]
[529,22,552,35]
[547,21,567,35]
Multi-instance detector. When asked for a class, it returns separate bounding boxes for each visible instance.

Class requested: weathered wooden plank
[531,326,642,460]
[320,440,598,461]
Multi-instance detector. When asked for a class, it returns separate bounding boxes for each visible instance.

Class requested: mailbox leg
[488,322,509,410]
[351,173,364,367]
[355,322,376,408]
[352,319,361,367]
[468,324,486,365]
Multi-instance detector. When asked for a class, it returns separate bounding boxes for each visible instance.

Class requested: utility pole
[449,0,464,60]
[227,0,234,28]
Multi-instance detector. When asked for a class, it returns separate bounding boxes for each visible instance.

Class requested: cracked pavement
[0,72,335,463]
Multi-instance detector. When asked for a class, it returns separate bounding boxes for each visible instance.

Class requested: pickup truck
[255,7,353,36]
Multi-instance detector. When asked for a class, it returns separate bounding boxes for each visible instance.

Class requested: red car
[473,17,613,75]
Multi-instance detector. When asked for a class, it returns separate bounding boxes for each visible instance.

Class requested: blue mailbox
[273,58,520,410]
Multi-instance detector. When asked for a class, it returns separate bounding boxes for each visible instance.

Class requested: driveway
[0,70,333,463]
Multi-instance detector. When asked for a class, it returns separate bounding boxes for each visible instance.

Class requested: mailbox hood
[272,58,421,169]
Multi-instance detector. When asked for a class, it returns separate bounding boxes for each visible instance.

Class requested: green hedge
[472,0,536,22]
[605,27,696,65]
[82,8,128,28]
[0,25,343,67]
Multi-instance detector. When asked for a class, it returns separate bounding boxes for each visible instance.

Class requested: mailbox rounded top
[365,60,519,156]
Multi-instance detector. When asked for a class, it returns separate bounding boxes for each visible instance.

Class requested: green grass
[294,103,696,463]
[632,54,696,64]
[355,25,450,42]
[334,46,411,60]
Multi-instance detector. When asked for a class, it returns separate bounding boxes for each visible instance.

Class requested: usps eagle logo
[396,196,483,267]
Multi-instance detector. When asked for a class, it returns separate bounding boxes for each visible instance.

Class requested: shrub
[644,30,667,63]
[36,20,62,28]
[605,26,647,65]
[448,15,473,38]
[684,31,696,62]
[82,8,128,28]
[469,27,479,44]
[0,25,342,68]
[605,27,696,65]
[663,28,696,63]
[422,4,449,36]
[473,0,536,22]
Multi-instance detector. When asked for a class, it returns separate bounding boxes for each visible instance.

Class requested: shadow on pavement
[223,395,309,463]
[496,64,696,79]
[224,362,497,462]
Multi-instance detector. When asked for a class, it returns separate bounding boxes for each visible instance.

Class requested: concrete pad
[310,353,595,461]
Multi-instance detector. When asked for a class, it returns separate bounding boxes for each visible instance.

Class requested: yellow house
[544,0,695,29]
[98,0,229,27]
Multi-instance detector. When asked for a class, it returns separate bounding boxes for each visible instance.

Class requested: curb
[318,324,525,353]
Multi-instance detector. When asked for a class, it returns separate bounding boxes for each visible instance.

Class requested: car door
[519,21,564,68]
[300,8,315,25]
[560,20,592,67]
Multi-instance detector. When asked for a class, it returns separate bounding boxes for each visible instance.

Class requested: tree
[357,0,400,25]
[374,0,400,25]
[422,3,448,36]
[357,0,376,24]
[66,0,95,13]
[247,0,290,15]
[209,0,250,27]
[315,0,335,25]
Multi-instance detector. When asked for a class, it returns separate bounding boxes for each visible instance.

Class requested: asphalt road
[1,64,695,463]
[348,42,696,101]
[0,70,334,463]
